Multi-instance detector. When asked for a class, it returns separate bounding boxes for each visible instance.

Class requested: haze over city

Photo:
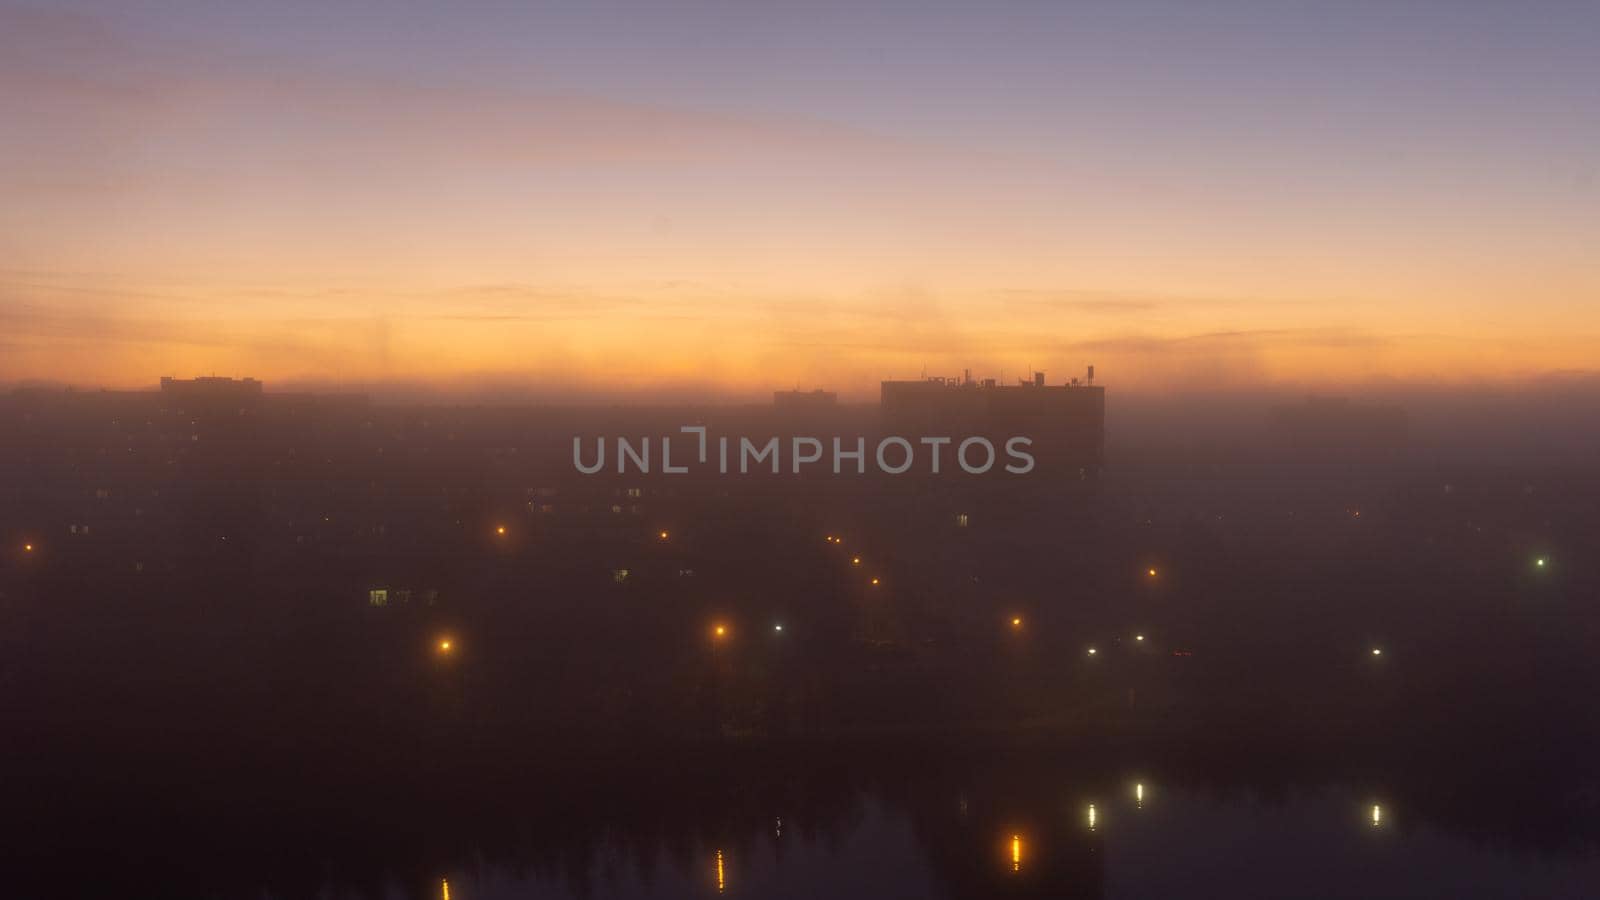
[8,4,1600,899]
[4,0,1598,398]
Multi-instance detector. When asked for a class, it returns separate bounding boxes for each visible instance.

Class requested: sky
[2,1,1597,399]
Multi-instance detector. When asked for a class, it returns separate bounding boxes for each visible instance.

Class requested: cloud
[996,289,1163,314]
[1068,328,1399,354]
[0,5,932,203]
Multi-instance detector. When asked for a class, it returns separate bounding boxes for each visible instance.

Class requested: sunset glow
[3,4,1597,397]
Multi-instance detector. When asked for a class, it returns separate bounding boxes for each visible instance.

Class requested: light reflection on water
[414,781,1599,900]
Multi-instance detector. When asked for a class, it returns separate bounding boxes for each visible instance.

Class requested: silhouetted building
[159,376,263,400]
[880,369,1105,475]
[159,376,263,417]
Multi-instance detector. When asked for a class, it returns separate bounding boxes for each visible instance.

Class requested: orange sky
[3,3,1597,399]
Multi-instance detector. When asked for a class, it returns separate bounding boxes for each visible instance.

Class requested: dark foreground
[3,396,1598,897]
[8,732,1600,899]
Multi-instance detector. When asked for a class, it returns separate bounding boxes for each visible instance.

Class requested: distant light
[716,849,726,893]
[658,530,670,540]
[774,623,784,632]
[23,543,33,553]
[441,878,450,900]
[1147,567,1158,578]
[870,577,880,586]
[1536,557,1547,568]
[1087,647,1097,656]
[714,624,727,637]
[1087,803,1097,830]
[437,638,453,654]
[1371,804,1383,826]
[851,556,861,565]
[495,525,506,535]
[1135,634,1145,642]
[1011,833,1022,872]
[1372,647,1382,656]
[1135,783,1144,807]
[1011,616,1023,628]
